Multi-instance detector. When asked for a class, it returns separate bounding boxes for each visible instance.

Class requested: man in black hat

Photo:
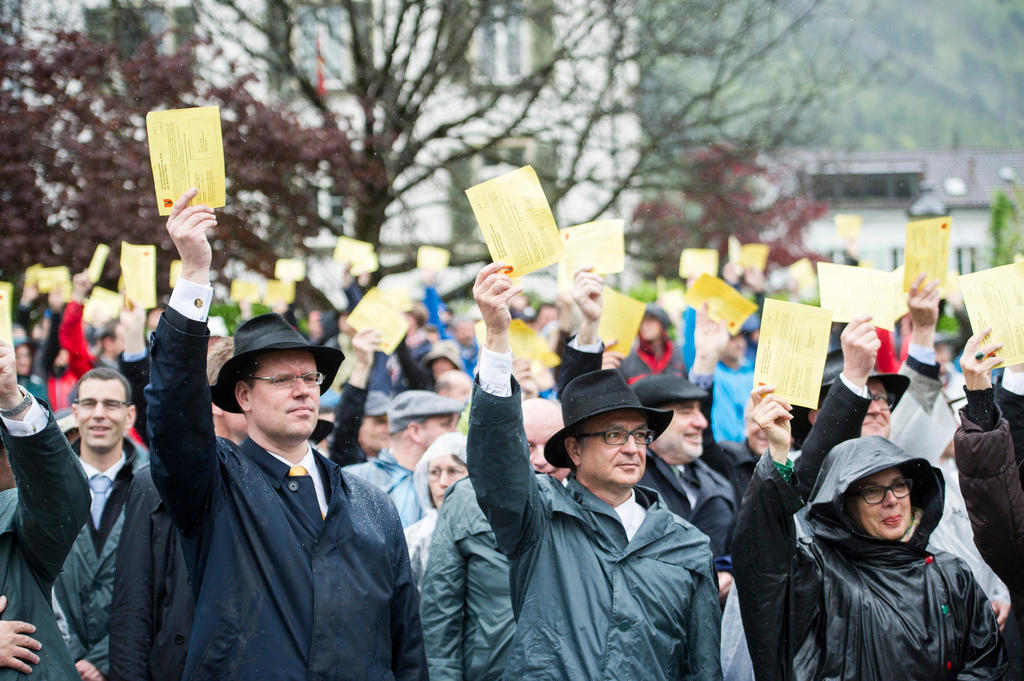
[145,189,426,681]
[466,263,722,681]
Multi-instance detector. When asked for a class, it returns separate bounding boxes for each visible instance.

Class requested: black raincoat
[733,436,1007,681]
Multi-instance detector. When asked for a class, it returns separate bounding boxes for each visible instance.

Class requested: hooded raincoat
[733,436,1006,681]
[467,381,722,681]
[404,432,467,585]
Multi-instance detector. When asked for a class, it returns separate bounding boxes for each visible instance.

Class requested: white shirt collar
[81,453,127,481]
[266,445,328,517]
[613,489,647,542]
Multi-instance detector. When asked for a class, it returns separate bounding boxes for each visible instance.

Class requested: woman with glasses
[732,384,1007,681]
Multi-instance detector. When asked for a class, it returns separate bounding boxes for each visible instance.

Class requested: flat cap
[387,390,464,434]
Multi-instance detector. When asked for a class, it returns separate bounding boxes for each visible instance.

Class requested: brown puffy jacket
[955,409,1024,634]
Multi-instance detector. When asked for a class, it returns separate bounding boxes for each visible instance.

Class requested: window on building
[0,0,21,37]
[810,172,921,203]
[84,3,194,57]
[478,0,525,82]
[295,5,346,91]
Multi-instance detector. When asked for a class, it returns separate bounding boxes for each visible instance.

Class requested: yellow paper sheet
[35,266,70,293]
[559,219,625,276]
[464,165,564,277]
[263,280,295,305]
[0,283,11,346]
[679,249,719,280]
[169,260,182,288]
[683,274,759,335]
[333,236,376,264]
[417,246,451,271]
[83,287,123,324]
[788,258,817,291]
[598,287,647,355]
[351,251,379,276]
[958,262,1024,366]
[24,265,42,289]
[834,214,862,241]
[903,216,952,291]
[728,237,743,271]
[146,106,226,216]
[373,287,413,313]
[508,319,561,368]
[120,243,157,309]
[740,244,770,271]
[817,263,900,331]
[658,289,688,324]
[754,298,833,409]
[275,258,306,283]
[230,280,260,303]
[939,269,960,299]
[346,288,408,354]
[87,244,110,283]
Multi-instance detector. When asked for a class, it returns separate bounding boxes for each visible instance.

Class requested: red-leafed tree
[630,147,828,279]
[0,26,360,303]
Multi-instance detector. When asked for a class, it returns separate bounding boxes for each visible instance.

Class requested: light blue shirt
[344,450,423,528]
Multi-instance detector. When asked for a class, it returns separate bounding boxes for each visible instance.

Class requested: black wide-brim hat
[211,313,345,413]
[790,348,910,445]
[544,369,674,469]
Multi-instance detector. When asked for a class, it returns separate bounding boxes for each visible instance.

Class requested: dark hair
[77,367,132,403]
[99,321,120,344]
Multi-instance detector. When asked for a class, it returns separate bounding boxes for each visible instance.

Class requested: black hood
[805,436,944,561]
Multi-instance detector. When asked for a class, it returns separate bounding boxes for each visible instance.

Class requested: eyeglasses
[249,372,325,389]
[74,398,130,412]
[846,477,913,504]
[869,392,896,411]
[575,428,655,446]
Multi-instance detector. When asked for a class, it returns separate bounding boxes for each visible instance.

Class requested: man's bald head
[522,398,569,480]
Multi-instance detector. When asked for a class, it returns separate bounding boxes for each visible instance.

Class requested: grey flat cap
[388,390,464,434]
[365,391,390,417]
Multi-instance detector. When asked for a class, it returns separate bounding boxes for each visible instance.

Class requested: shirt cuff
[477,346,514,398]
[690,373,714,390]
[907,343,937,366]
[567,335,603,354]
[169,277,214,323]
[1001,370,1024,396]
[2,395,48,436]
[839,373,870,398]
[121,349,147,362]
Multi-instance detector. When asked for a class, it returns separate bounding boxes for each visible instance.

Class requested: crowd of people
[0,188,1020,681]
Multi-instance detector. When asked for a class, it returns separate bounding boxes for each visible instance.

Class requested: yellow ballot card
[464,165,564,277]
[958,262,1024,366]
[817,263,901,331]
[347,288,408,354]
[679,249,719,280]
[598,287,647,355]
[333,236,376,264]
[835,214,862,241]
[417,246,451,271]
[939,269,960,299]
[35,266,70,294]
[728,237,743,271]
[83,287,123,324]
[506,319,561,368]
[275,258,306,283]
[559,219,625,276]
[146,106,226,216]
[350,250,379,276]
[0,283,11,346]
[230,280,260,303]
[903,216,952,291]
[263,280,295,305]
[169,260,182,288]
[24,265,42,289]
[684,274,758,335]
[120,243,157,309]
[87,244,110,283]
[754,299,833,409]
[788,258,817,291]
[740,244,770,271]
[374,287,414,313]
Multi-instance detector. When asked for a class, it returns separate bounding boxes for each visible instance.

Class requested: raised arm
[556,267,604,395]
[894,275,944,416]
[466,264,544,557]
[0,340,90,588]
[329,328,380,467]
[145,188,220,537]
[57,272,96,379]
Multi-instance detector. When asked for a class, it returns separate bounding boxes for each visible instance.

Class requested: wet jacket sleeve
[955,405,1024,613]
[58,300,95,378]
[0,406,91,589]
[995,384,1024,466]
[329,383,367,467]
[109,475,156,681]
[119,352,150,448]
[467,380,545,557]
[955,563,1009,680]
[388,508,429,681]
[419,494,467,681]
[556,336,602,396]
[794,379,870,500]
[145,307,219,537]
[733,454,816,681]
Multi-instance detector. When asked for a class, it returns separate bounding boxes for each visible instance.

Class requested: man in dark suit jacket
[145,189,426,681]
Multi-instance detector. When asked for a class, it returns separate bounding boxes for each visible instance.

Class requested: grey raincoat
[467,381,722,681]
[733,436,1007,681]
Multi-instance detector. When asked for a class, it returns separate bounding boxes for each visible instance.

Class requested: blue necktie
[89,474,113,529]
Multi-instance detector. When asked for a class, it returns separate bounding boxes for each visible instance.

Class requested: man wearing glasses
[56,366,144,681]
[145,189,426,681]
[467,263,722,681]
